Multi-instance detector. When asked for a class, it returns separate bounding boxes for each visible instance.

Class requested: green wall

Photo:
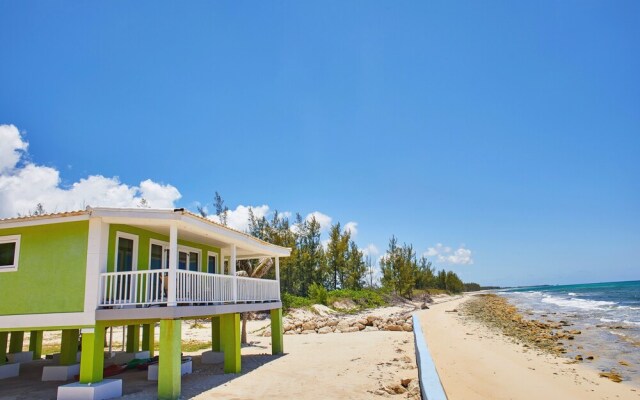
[106,224,221,273]
[0,221,89,315]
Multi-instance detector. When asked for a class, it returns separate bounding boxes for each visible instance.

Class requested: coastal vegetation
[199,193,471,307]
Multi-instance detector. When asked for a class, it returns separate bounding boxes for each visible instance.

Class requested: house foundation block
[43,363,81,381]
[7,351,34,363]
[0,363,20,379]
[57,378,122,400]
[200,350,224,364]
[109,350,150,365]
[51,352,82,363]
[148,359,192,381]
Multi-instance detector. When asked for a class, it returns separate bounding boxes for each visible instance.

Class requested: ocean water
[500,280,640,386]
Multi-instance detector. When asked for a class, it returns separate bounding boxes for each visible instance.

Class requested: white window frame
[0,234,21,272]
[149,239,170,270]
[207,251,219,274]
[149,239,202,272]
[179,245,202,272]
[114,232,139,272]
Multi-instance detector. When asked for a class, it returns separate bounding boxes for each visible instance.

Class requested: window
[207,253,218,274]
[189,252,199,272]
[0,235,20,272]
[115,232,138,272]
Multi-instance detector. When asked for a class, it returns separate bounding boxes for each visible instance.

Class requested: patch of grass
[42,343,61,355]
[181,340,212,352]
[327,288,387,310]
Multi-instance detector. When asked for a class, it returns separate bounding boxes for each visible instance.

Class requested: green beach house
[0,207,290,400]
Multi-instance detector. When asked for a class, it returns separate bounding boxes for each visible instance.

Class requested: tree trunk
[241,312,248,344]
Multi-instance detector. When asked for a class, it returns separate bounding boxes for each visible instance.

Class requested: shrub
[327,288,386,310]
[308,282,328,305]
[282,292,312,311]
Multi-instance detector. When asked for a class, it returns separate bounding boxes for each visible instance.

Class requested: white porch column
[230,244,237,303]
[168,222,178,306]
[275,257,280,301]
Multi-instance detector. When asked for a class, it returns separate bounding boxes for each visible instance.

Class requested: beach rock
[385,384,407,395]
[599,371,623,383]
[336,320,351,331]
[357,318,369,326]
[400,378,412,387]
[332,299,358,311]
[364,326,378,332]
[283,323,295,332]
[325,319,339,327]
[317,326,333,334]
[402,323,413,332]
[302,321,317,331]
[284,330,297,335]
[366,315,379,325]
[340,326,360,333]
[421,303,429,309]
[385,324,403,332]
[311,304,337,316]
[300,329,315,335]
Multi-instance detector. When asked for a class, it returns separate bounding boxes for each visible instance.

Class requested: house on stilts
[0,207,290,399]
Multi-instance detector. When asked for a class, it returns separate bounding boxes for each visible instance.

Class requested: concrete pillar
[271,308,284,355]
[29,331,43,360]
[221,313,241,373]
[142,324,155,357]
[9,331,23,353]
[158,319,181,400]
[211,316,221,352]
[60,329,80,366]
[126,325,140,353]
[0,332,8,365]
[79,324,106,384]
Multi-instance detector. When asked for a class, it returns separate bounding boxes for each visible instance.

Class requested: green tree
[344,240,367,290]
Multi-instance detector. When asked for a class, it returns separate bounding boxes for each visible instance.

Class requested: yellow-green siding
[106,224,221,273]
[0,221,89,315]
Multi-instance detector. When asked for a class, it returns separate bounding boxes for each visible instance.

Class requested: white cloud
[423,243,474,265]
[361,243,379,257]
[0,124,182,217]
[344,221,358,237]
[305,211,332,231]
[209,204,270,232]
[0,125,28,174]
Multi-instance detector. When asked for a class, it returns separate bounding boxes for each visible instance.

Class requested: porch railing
[98,269,280,308]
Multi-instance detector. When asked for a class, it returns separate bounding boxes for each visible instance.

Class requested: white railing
[99,270,166,306]
[98,269,280,307]
[176,270,235,303]
[237,276,280,302]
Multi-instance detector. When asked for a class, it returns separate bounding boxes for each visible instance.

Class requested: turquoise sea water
[500,280,640,386]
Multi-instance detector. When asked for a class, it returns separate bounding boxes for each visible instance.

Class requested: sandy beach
[419,295,640,400]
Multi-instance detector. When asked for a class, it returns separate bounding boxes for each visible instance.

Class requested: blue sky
[1,1,638,286]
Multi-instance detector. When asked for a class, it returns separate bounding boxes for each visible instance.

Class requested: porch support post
[211,316,221,352]
[275,257,280,300]
[221,313,241,373]
[60,329,80,366]
[142,324,155,357]
[126,325,140,353]
[158,319,181,400]
[29,330,43,360]
[9,331,24,353]
[79,323,106,384]
[0,332,8,365]
[168,222,178,306]
[271,308,284,355]
[230,245,237,303]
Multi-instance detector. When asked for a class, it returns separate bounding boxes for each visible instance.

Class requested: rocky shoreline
[462,294,625,383]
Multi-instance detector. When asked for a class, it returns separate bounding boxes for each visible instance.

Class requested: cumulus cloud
[305,211,332,231]
[423,243,474,265]
[344,221,358,237]
[0,124,182,217]
[208,204,270,232]
[361,243,379,257]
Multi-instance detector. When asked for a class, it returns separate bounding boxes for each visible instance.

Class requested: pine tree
[344,240,366,290]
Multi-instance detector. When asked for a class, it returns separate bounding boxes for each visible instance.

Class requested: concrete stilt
[158,319,181,400]
[221,313,241,374]
[29,331,43,360]
[271,308,284,355]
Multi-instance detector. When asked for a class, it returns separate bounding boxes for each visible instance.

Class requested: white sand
[418,295,640,400]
